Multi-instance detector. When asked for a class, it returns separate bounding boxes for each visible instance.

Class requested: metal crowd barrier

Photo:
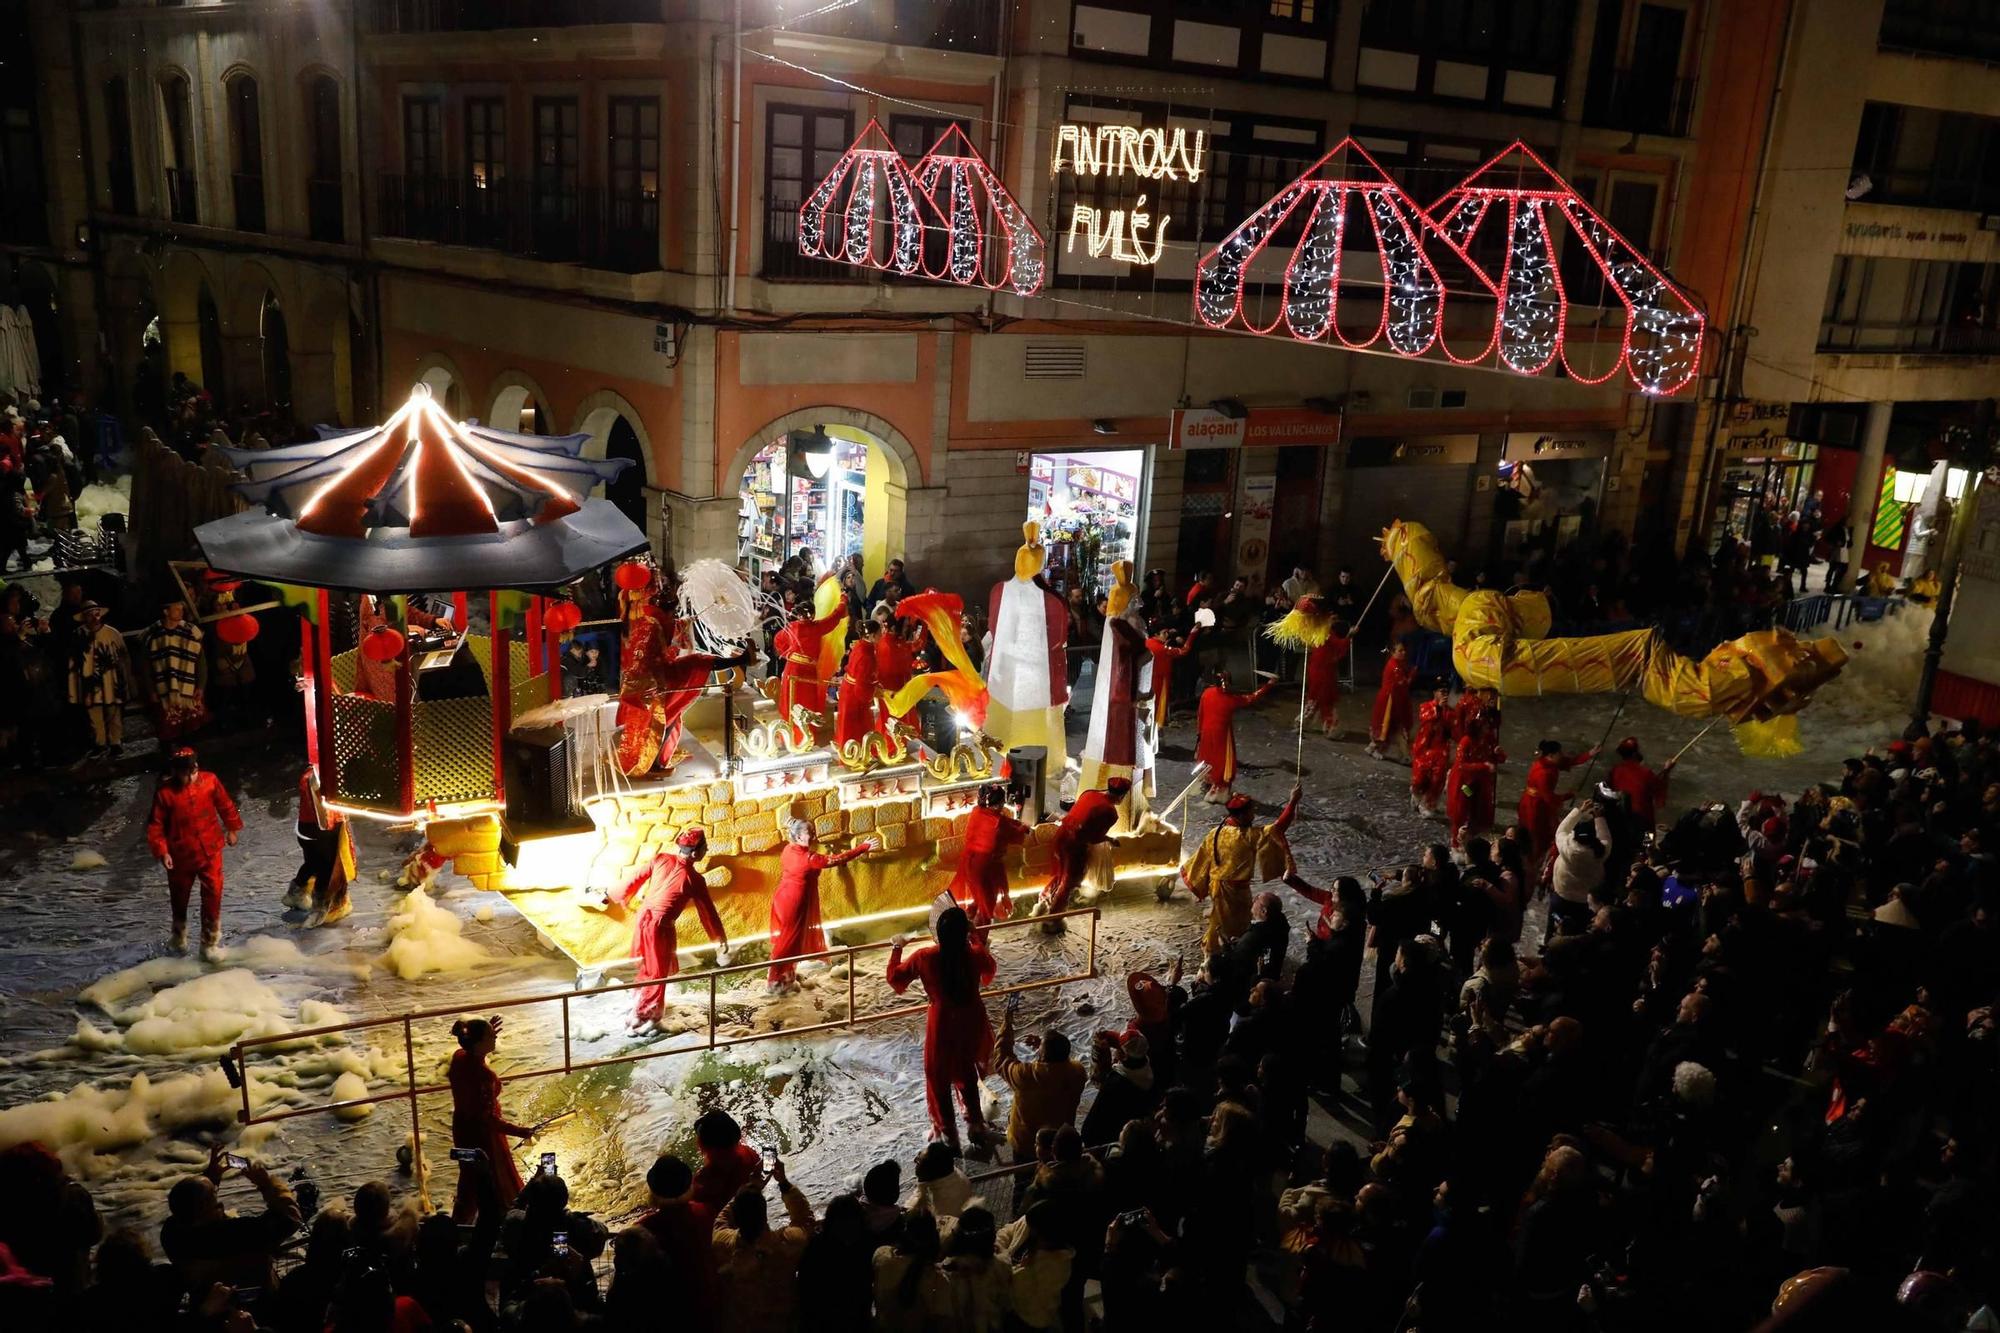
[228,907,1102,1184]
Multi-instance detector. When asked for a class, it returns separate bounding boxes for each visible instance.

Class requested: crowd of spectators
[2,714,1995,1329]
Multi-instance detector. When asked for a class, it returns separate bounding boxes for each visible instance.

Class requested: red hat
[170,745,197,760]
[675,826,706,848]
[1761,816,1787,840]
[1224,793,1255,817]
[1106,776,1133,795]
[1617,736,1641,757]
[1127,972,1169,1025]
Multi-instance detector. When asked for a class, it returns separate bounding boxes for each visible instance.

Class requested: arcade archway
[730,409,916,585]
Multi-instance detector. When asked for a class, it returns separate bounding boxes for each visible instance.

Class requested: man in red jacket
[1037,776,1131,916]
[1607,735,1676,829]
[603,826,730,1031]
[950,782,1031,925]
[146,746,243,958]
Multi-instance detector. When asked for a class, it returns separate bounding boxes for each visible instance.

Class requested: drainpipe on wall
[723,0,743,314]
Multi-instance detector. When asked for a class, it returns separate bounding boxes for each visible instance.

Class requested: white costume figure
[982,521,1069,771]
[1080,561,1153,819]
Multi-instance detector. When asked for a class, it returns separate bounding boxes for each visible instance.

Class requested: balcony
[375,174,659,273]
[1582,70,1695,138]
[308,177,344,243]
[233,172,266,233]
[1820,318,2000,356]
[767,0,1001,56]
[163,166,198,224]
[1879,0,2000,64]
[364,0,661,31]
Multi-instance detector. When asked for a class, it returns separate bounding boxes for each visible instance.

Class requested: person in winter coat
[1549,800,1613,936]
[996,1201,1073,1332]
[887,907,999,1152]
[937,1206,1012,1333]
[635,1154,716,1333]
[144,745,242,957]
[141,598,205,741]
[711,1162,815,1333]
[993,1012,1087,1170]
[907,1142,973,1220]
[1080,1030,1159,1146]
[69,600,129,757]
[871,1205,948,1333]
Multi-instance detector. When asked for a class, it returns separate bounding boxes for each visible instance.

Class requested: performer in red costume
[885,905,998,1153]
[1517,738,1596,872]
[1608,736,1676,828]
[615,599,750,777]
[1367,640,1416,759]
[1302,617,1353,736]
[1143,626,1200,729]
[1194,669,1280,800]
[950,783,1031,925]
[145,745,243,958]
[767,820,878,991]
[447,1016,535,1224]
[604,827,730,1031]
[774,598,847,742]
[1445,724,1506,849]
[835,618,884,749]
[873,614,923,733]
[1038,776,1131,914]
[1408,686,1455,816]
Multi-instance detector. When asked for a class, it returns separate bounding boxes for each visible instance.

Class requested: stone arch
[299,280,356,424]
[570,389,655,530]
[488,369,553,435]
[726,405,922,584]
[411,351,465,418]
[224,256,288,338]
[157,248,224,391]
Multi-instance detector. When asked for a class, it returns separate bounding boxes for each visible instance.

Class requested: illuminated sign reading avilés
[1051,122,1206,266]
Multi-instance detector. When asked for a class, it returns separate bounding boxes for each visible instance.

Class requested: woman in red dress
[1301,619,1353,737]
[886,906,998,1153]
[448,1017,535,1224]
[835,619,883,750]
[1367,640,1416,759]
[768,821,878,991]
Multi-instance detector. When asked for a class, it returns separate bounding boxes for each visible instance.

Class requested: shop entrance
[739,423,898,582]
[1027,448,1147,598]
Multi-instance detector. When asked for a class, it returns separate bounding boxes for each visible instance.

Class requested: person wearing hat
[1517,738,1597,873]
[1607,736,1676,829]
[1194,667,1280,801]
[767,818,879,991]
[1181,783,1301,955]
[141,596,206,741]
[950,783,1031,926]
[1036,776,1131,916]
[1444,714,1506,850]
[67,599,130,759]
[145,745,243,956]
[886,904,999,1154]
[601,826,730,1031]
[1080,1028,1159,1146]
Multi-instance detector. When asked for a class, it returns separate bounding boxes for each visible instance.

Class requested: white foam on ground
[68,850,108,871]
[376,890,504,979]
[73,475,131,530]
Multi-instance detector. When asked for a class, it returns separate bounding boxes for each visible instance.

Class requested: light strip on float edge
[420,399,499,520]
[297,394,421,527]
[448,415,577,509]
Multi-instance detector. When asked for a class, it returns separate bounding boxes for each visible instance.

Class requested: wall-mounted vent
[1440,388,1468,409]
[1025,342,1087,379]
[1407,387,1439,410]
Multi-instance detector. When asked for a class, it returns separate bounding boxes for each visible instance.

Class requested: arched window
[227,74,265,232]
[304,75,342,242]
[160,74,197,223]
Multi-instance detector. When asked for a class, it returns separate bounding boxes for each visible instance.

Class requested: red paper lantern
[362,624,405,662]
[544,601,583,634]
[613,561,652,591]
[215,613,260,646]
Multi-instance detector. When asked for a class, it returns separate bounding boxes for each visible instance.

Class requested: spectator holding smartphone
[159,1146,302,1307]
[711,1155,815,1333]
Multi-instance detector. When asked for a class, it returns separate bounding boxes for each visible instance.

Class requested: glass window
[402,96,442,178]
[765,104,852,276]
[465,96,506,190]
[533,97,579,200]
[608,96,660,200]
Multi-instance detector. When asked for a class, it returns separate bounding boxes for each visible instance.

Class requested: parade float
[195,386,1179,983]
[1378,519,1850,751]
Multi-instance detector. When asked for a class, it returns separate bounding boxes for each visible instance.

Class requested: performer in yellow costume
[1181,784,1300,955]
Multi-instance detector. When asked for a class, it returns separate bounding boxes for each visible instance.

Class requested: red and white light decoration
[798,119,1044,295]
[1194,139,1704,395]
[1428,143,1705,396]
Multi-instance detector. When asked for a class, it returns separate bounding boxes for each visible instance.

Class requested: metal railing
[229,906,1101,1189]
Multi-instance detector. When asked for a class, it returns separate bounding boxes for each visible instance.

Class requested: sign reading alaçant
[1170,407,1342,450]
[1502,431,1615,462]
[1053,122,1207,266]
[1346,435,1481,467]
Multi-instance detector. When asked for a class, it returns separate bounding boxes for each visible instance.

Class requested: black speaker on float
[504,724,573,827]
[1007,746,1050,822]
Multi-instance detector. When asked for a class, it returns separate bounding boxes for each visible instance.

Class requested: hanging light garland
[798,120,1045,295]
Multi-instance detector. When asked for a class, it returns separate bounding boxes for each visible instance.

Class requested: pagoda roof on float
[193,384,648,593]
